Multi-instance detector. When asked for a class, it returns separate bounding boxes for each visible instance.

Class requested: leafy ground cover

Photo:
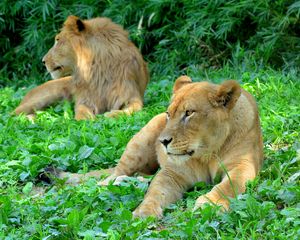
[0,65,299,239]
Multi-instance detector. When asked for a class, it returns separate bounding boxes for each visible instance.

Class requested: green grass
[0,65,299,239]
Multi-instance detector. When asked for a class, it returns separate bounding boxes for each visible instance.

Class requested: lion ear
[208,80,241,110]
[64,15,85,33]
[173,75,192,93]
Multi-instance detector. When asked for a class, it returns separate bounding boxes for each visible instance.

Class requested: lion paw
[75,113,95,121]
[104,110,124,118]
[133,203,163,219]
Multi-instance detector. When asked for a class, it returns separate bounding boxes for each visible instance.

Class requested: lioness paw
[194,195,229,212]
[133,203,163,219]
[26,114,36,122]
[97,174,118,186]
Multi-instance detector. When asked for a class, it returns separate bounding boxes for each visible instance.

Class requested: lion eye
[55,38,60,43]
[166,111,170,120]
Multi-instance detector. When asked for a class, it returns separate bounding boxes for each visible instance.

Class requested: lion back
[72,17,149,113]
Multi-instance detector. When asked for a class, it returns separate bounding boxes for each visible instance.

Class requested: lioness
[43,76,263,218]
[15,16,149,120]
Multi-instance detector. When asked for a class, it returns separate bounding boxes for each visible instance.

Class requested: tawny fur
[15,15,149,120]
[48,75,263,218]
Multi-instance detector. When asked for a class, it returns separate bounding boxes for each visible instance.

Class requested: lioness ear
[64,15,85,33]
[173,75,192,93]
[209,80,241,110]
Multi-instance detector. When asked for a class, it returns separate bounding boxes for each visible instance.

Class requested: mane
[70,17,133,88]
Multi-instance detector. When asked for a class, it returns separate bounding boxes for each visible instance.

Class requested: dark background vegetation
[0,0,299,87]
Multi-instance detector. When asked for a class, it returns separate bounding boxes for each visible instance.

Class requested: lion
[15,15,149,120]
[41,76,263,218]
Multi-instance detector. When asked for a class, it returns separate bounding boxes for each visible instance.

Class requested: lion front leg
[74,101,95,120]
[104,98,143,118]
[194,160,257,211]
[133,168,192,218]
[15,76,72,115]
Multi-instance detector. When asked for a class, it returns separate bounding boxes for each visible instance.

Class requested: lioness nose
[160,137,173,148]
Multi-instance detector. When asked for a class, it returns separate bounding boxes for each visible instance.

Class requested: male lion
[15,15,149,120]
[42,76,263,218]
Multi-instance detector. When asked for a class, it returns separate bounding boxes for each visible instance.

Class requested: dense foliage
[1,0,299,87]
[0,0,299,239]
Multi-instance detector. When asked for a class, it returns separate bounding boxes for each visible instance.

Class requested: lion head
[42,15,130,80]
[159,76,241,163]
[42,16,79,79]
[16,15,148,119]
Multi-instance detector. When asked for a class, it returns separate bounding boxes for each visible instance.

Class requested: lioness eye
[185,110,194,117]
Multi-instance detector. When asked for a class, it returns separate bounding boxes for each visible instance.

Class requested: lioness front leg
[40,113,166,186]
[40,167,115,185]
[133,168,192,218]
[15,76,72,115]
[99,113,167,185]
[194,159,257,211]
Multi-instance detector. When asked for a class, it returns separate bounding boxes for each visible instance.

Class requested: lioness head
[159,76,241,163]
